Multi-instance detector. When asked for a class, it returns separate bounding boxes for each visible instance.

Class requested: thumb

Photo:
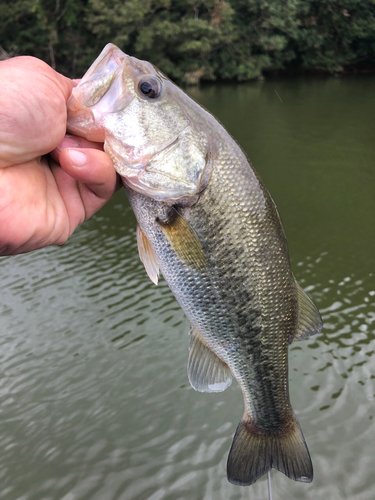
[57,147,122,222]
[59,147,121,202]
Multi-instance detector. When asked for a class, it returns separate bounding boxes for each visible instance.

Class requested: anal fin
[188,326,232,393]
[136,225,160,285]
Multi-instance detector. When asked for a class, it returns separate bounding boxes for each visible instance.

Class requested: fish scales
[66,43,323,486]
[125,127,297,466]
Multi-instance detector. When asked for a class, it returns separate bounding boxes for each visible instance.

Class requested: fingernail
[68,149,87,167]
[56,135,80,153]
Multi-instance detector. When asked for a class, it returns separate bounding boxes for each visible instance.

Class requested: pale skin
[0,56,121,256]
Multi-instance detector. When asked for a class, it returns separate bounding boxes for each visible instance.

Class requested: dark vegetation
[1,0,374,83]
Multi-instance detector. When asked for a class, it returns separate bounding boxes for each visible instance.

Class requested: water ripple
[1,155,375,498]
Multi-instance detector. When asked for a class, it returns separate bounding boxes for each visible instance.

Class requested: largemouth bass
[67,44,323,486]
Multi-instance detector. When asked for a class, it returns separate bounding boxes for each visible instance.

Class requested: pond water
[1,76,375,500]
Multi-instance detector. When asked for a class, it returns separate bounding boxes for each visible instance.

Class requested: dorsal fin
[136,224,160,285]
[293,281,323,342]
[188,326,232,392]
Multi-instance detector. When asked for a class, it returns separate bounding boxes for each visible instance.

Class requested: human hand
[0,56,121,255]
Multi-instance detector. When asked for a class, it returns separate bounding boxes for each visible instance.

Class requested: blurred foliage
[1,0,374,82]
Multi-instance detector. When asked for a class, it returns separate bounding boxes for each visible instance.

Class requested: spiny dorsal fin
[293,281,323,342]
[188,326,232,393]
[157,210,208,271]
[136,224,160,285]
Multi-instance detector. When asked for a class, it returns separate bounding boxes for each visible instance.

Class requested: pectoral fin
[136,225,160,285]
[188,326,232,393]
[156,209,208,270]
[292,281,323,342]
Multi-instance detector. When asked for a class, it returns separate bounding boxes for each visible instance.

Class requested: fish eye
[138,77,161,99]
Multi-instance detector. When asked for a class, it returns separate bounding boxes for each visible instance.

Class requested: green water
[0,77,374,500]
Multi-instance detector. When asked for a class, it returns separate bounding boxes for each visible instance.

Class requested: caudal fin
[227,415,313,486]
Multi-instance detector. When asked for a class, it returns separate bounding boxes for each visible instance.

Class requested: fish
[66,43,323,486]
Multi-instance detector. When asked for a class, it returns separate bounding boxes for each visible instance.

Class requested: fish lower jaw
[66,114,106,143]
[115,157,199,202]
[120,174,199,203]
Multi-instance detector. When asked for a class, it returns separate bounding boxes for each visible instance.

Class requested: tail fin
[227,414,313,486]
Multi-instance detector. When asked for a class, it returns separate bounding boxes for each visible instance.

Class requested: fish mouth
[67,44,131,142]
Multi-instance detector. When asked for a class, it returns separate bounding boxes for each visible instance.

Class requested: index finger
[0,57,76,168]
